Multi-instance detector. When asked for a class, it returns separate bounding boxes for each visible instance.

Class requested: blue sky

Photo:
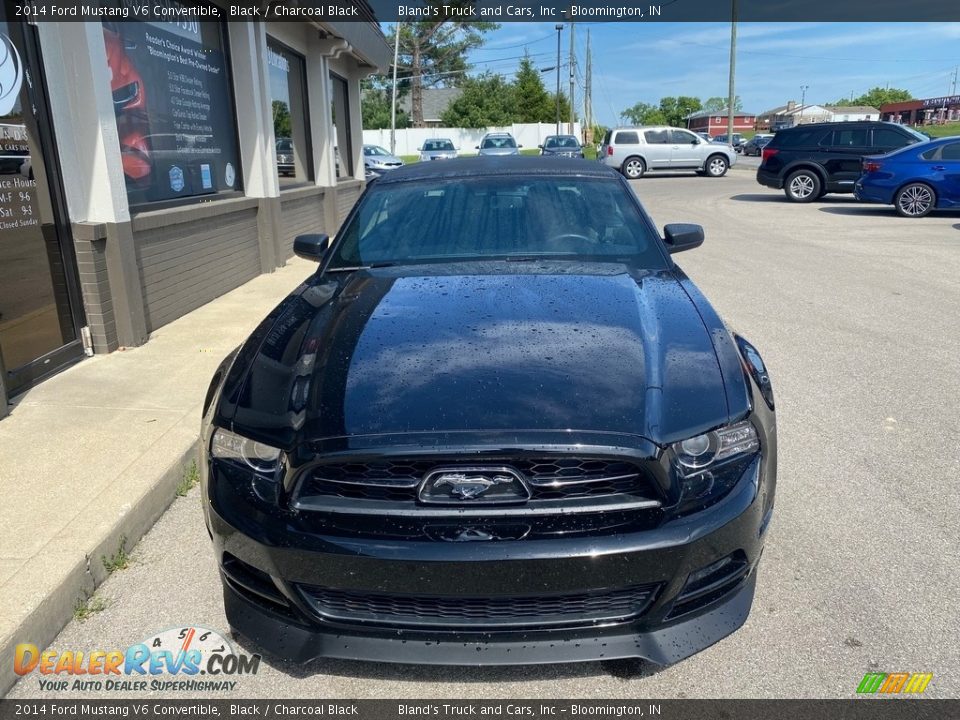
[454,22,960,127]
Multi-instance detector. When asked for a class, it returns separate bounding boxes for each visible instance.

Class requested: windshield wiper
[325,262,397,273]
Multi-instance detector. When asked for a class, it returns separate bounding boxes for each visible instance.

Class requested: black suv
[757,121,927,202]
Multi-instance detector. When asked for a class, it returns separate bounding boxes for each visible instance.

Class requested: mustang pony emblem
[419,467,531,504]
[433,473,515,499]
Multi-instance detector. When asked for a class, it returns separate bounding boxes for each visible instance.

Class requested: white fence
[362,123,583,156]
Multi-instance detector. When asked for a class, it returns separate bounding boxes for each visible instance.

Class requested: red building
[880,95,960,125]
[685,109,756,136]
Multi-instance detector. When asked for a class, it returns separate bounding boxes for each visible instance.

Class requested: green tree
[272,100,291,139]
[702,95,743,113]
[832,87,912,108]
[621,102,667,126]
[388,10,499,127]
[659,96,702,127]
[440,73,515,128]
[511,54,555,123]
[361,79,411,130]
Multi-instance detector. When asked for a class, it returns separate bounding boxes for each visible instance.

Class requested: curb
[0,439,200,697]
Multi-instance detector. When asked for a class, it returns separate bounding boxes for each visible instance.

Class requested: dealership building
[0,11,391,416]
[880,95,960,125]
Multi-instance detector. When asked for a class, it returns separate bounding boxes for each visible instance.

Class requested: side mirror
[537,144,543,149]
[475,145,480,149]
[293,233,330,262]
[663,224,704,254]
[518,144,524,148]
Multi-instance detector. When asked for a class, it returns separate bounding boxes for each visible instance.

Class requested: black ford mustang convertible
[201,157,777,667]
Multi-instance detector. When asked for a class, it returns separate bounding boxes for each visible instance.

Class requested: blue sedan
[855,136,960,217]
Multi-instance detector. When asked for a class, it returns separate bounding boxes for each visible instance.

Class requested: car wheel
[784,169,821,202]
[705,155,728,177]
[622,157,646,179]
[894,183,935,218]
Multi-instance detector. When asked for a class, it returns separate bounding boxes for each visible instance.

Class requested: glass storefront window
[267,39,312,186]
[0,15,83,389]
[330,73,352,180]
[103,13,241,206]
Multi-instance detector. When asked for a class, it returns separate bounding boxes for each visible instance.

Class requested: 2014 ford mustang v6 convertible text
[200,157,777,667]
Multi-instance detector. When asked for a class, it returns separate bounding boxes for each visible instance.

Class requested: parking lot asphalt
[9,171,959,700]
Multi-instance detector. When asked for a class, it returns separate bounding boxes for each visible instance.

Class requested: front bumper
[203,453,771,666]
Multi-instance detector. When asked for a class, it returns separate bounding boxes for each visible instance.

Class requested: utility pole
[569,23,576,135]
[799,85,809,121]
[390,23,400,155]
[951,66,958,96]
[555,24,563,135]
[726,0,737,147]
[585,29,593,144]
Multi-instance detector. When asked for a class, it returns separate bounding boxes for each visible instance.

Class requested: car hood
[478,147,519,156]
[226,265,731,448]
[422,151,457,160]
[366,155,403,166]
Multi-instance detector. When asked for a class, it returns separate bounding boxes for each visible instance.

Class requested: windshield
[329,176,666,269]
[481,136,517,149]
[424,140,455,151]
[276,139,292,153]
[364,146,391,156]
[544,136,580,149]
[901,125,929,143]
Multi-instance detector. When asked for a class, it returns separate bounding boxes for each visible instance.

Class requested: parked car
[539,134,584,158]
[854,135,960,217]
[714,133,745,152]
[695,131,713,142]
[741,134,774,157]
[275,137,295,176]
[476,132,521,156]
[201,156,777,669]
[362,144,404,176]
[756,121,927,202]
[419,138,458,161]
[598,126,737,179]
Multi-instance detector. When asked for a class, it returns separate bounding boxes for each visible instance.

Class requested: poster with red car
[103,18,240,204]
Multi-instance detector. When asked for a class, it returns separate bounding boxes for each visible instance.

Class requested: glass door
[0,13,86,395]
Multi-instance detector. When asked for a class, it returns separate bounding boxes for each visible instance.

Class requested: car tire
[784,169,821,203]
[894,182,936,218]
[621,157,646,179]
[705,154,728,177]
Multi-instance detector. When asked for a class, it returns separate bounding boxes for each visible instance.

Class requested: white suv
[599,126,737,179]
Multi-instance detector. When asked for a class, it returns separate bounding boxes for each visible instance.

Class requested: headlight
[211,428,282,474]
[670,421,760,515]
[673,421,759,474]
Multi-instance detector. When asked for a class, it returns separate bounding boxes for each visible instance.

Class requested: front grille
[297,583,660,629]
[300,457,655,504]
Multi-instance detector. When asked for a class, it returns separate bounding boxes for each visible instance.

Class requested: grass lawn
[917,122,960,138]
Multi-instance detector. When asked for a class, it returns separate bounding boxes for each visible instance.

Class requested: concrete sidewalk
[0,258,312,696]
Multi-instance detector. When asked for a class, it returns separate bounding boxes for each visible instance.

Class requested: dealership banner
[9,0,960,22]
[1,700,958,719]
[101,16,240,203]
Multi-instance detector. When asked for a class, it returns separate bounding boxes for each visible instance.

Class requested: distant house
[684,109,756,137]
[398,87,463,127]
[824,106,880,122]
[757,101,830,130]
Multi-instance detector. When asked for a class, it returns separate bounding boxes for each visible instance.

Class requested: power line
[472,32,557,53]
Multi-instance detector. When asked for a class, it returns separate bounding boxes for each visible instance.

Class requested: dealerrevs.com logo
[14,626,260,693]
